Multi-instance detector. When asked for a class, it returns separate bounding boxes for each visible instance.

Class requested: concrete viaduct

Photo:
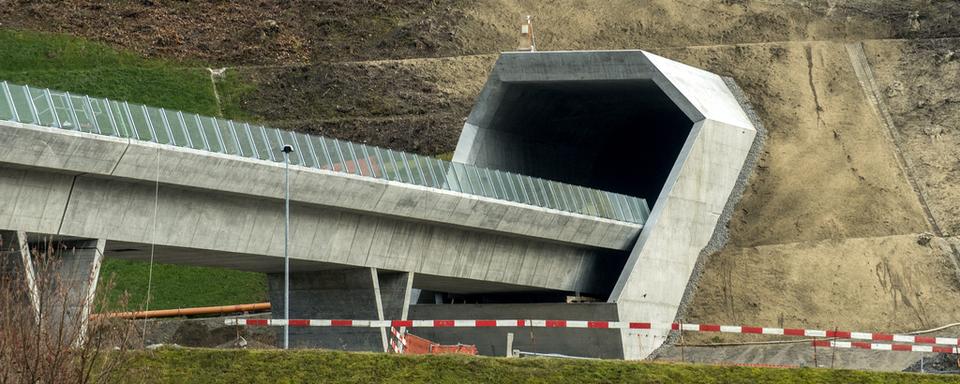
[0,50,758,359]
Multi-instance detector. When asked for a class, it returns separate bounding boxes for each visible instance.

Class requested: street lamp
[281,144,293,350]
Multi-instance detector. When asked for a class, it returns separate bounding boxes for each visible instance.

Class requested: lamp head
[282,145,293,154]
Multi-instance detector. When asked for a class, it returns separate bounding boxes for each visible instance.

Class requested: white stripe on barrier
[805,330,826,337]
[720,325,740,333]
[813,340,959,353]
[850,332,871,340]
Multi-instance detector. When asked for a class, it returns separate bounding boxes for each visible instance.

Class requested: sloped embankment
[122,348,958,383]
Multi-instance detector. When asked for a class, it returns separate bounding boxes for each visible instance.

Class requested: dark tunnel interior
[485,80,694,207]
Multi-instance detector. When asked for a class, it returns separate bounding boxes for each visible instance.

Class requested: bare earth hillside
[2,1,959,65]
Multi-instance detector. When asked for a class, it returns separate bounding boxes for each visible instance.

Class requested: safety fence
[0,81,650,225]
[226,318,960,354]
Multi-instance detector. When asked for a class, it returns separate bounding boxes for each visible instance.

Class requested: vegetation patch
[215,68,260,121]
[126,348,958,384]
[0,28,157,71]
[0,28,268,311]
[99,259,267,311]
[0,67,220,116]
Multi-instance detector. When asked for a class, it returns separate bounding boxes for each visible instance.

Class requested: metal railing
[0,81,650,224]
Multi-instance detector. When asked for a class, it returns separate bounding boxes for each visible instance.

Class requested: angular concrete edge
[16,231,40,324]
[609,60,759,358]
[75,238,106,346]
[13,232,105,345]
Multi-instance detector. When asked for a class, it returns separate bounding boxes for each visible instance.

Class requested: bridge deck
[0,81,649,225]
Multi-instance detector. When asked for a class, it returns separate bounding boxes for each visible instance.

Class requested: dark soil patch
[2,1,959,66]
[271,114,463,156]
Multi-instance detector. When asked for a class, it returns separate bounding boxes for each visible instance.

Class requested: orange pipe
[93,302,271,319]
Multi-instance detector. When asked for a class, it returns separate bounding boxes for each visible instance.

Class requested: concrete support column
[5,232,104,344]
[50,237,105,346]
[375,269,414,352]
[268,268,413,351]
[0,231,40,324]
[69,238,106,345]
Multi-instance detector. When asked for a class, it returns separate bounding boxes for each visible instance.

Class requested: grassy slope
[100,260,266,311]
[0,28,267,310]
[128,349,958,384]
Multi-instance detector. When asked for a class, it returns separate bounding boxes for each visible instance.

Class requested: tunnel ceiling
[485,79,692,205]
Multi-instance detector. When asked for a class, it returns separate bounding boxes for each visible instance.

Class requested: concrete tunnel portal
[427,79,696,304]
[452,50,760,359]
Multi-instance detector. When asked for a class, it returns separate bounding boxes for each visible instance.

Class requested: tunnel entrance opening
[480,79,693,206]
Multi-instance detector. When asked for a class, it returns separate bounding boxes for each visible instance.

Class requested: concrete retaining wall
[409,303,623,358]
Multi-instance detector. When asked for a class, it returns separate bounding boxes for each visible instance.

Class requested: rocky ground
[140,314,275,349]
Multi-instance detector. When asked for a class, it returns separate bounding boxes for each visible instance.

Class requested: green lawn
[0,29,161,71]
[123,349,958,384]
[99,259,267,311]
[0,29,220,116]
[0,28,267,311]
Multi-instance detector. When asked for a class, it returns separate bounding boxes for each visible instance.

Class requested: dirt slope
[654,41,932,247]
[2,1,959,65]
[218,55,495,154]
[862,38,960,236]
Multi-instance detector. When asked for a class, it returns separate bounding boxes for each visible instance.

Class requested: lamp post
[281,144,293,350]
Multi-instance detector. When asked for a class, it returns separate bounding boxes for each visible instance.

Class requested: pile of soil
[904,353,960,374]
[138,315,275,348]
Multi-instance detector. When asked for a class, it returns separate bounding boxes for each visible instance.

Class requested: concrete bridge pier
[1,231,39,323]
[1,231,104,343]
[267,268,414,351]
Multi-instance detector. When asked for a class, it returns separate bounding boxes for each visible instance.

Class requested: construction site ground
[3,0,960,371]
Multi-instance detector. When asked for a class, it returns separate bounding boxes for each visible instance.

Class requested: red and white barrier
[389,326,406,354]
[227,319,960,350]
[812,340,959,354]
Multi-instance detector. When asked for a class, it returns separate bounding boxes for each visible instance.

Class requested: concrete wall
[268,268,384,351]
[0,231,34,320]
[611,119,755,358]
[3,231,104,342]
[378,271,414,320]
[51,238,105,336]
[409,303,623,358]
[268,268,413,351]
[609,57,758,359]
